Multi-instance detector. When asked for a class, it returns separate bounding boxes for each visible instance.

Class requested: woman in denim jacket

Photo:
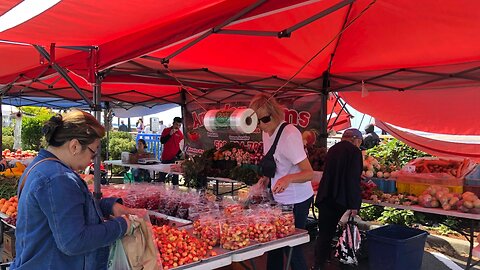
[11,110,138,270]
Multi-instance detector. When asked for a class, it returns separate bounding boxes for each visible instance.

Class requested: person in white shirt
[250,94,314,270]
[158,120,166,135]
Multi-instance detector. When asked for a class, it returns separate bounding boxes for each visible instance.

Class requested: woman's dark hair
[173,117,182,123]
[137,139,146,146]
[43,109,106,147]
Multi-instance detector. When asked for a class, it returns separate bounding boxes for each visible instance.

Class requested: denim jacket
[11,149,127,270]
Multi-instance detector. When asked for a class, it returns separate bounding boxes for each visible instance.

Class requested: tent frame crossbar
[330,65,480,92]
[161,0,267,63]
[216,0,353,38]
[33,45,95,109]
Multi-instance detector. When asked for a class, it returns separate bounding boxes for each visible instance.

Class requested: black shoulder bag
[259,122,288,178]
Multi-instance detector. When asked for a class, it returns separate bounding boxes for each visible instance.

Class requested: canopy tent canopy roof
[1,0,480,158]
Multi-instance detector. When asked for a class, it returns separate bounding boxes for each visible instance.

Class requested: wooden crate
[3,230,15,257]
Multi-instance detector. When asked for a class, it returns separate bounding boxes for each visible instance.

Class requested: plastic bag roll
[204,108,258,134]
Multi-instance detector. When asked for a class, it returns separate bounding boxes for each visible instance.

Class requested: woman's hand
[122,215,132,236]
[272,176,290,194]
[258,176,270,189]
[113,203,147,218]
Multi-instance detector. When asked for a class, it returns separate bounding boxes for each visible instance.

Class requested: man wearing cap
[312,128,363,269]
[159,117,184,185]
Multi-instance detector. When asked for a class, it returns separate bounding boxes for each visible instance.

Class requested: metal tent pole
[104,102,110,161]
[180,89,187,138]
[93,77,102,200]
[319,71,329,148]
[0,96,2,154]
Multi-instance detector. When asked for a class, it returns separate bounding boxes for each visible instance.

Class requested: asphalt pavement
[220,235,480,270]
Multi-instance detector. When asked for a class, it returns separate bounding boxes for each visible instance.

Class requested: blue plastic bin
[367,225,428,270]
[465,164,480,186]
[371,178,397,193]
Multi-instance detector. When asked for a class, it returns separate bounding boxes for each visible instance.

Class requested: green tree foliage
[366,138,430,168]
[2,127,13,136]
[2,127,14,151]
[107,132,136,175]
[21,117,45,150]
[101,131,134,160]
[108,137,136,160]
[2,136,13,151]
[20,107,54,151]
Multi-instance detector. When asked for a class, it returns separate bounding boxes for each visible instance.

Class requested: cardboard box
[3,230,15,257]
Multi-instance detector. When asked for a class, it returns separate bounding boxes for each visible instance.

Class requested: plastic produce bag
[335,217,361,265]
[244,182,273,206]
[108,239,131,270]
[122,215,163,270]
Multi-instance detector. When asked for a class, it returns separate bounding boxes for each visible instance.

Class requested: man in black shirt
[362,124,380,149]
[118,121,128,132]
[312,128,363,269]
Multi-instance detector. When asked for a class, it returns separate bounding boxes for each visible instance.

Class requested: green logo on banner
[214,110,231,130]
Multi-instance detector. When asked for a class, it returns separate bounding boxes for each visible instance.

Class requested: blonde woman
[250,94,313,270]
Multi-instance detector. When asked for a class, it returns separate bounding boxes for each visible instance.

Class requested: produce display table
[206,176,248,196]
[106,160,324,196]
[104,160,179,175]
[363,200,480,270]
[105,160,247,195]
[173,229,310,270]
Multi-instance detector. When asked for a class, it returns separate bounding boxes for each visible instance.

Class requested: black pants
[314,200,347,267]
[267,196,313,270]
[158,159,178,185]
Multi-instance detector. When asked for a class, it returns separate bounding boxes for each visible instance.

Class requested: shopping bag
[122,215,163,270]
[108,239,132,270]
[335,217,361,265]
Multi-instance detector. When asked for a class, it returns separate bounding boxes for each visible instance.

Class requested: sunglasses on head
[258,115,272,124]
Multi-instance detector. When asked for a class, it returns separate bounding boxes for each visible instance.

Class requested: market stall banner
[184,95,351,156]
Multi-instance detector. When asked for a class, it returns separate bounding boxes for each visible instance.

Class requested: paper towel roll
[204,108,258,134]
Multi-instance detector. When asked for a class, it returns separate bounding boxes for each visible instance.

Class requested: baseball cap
[342,128,363,139]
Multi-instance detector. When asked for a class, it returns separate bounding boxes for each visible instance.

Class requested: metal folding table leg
[285,247,293,270]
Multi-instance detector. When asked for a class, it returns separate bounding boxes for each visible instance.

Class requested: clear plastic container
[273,204,296,238]
[220,220,250,250]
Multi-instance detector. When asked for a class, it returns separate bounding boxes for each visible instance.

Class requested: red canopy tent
[1,0,480,158]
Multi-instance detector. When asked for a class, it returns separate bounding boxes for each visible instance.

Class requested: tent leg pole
[319,71,329,148]
[93,77,103,200]
[0,96,3,154]
[180,89,187,155]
